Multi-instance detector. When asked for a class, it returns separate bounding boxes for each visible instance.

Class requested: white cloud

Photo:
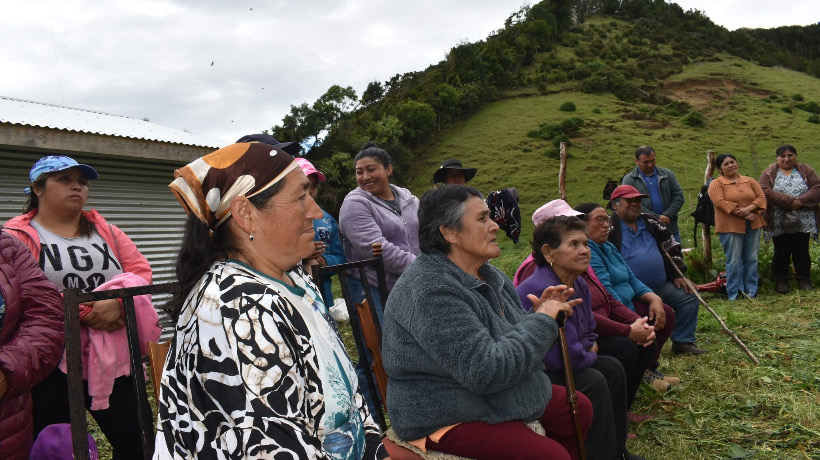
[1,0,817,147]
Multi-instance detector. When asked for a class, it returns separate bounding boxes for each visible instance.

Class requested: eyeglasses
[592,216,611,226]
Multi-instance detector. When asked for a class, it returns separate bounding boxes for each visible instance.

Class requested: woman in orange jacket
[708,153,767,300]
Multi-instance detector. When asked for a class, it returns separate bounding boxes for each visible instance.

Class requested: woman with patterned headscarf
[156,143,386,459]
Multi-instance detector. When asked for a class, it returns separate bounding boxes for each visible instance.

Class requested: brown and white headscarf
[169,142,297,230]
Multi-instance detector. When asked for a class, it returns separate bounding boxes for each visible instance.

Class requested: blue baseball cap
[26,155,99,193]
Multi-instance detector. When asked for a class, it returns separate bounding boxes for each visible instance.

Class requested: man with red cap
[608,185,705,356]
[621,146,685,244]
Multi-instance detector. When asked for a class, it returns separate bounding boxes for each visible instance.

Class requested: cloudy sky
[2,0,818,147]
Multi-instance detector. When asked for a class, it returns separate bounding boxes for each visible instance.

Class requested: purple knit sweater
[516,265,598,372]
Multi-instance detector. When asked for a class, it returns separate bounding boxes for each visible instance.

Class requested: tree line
[266,0,820,213]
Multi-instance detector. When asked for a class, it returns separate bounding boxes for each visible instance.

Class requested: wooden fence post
[702,150,715,265]
[559,142,567,200]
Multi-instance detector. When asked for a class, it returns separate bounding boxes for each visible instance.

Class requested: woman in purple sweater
[516,216,641,460]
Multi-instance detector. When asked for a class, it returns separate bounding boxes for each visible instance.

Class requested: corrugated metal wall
[0,149,186,337]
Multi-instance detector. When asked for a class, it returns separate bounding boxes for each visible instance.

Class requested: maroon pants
[633,301,675,368]
[427,385,593,460]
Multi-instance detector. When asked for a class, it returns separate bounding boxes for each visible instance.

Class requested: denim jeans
[654,280,699,343]
[346,276,384,416]
[718,223,762,300]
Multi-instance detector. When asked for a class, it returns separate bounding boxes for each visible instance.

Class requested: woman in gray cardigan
[382,185,592,460]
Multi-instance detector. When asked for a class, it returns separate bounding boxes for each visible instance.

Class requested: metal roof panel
[0,96,222,148]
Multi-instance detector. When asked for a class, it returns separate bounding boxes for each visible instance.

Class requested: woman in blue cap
[4,155,153,460]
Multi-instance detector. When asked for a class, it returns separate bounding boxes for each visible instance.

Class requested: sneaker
[646,368,680,386]
[643,370,671,392]
[775,279,789,294]
[671,342,707,355]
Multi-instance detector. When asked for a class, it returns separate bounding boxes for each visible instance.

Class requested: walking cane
[557,311,587,460]
[661,250,760,365]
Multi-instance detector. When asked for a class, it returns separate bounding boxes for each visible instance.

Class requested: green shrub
[553,134,572,147]
[545,147,561,159]
[560,117,585,135]
[526,129,541,139]
[592,108,602,114]
[809,114,820,124]
[548,70,568,84]
[682,110,705,127]
[665,100,692,116]
[791,93,804,101]
[559,102,577,112]
[782,107,793,114]
[795,101,820,114]
[664,107,682,117]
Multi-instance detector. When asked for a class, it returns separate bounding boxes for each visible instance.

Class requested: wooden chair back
[311,243,390,432]
[147,340,172,413]
[62,282,178,460]
[355,299,388,403]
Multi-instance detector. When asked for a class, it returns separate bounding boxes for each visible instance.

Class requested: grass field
[397,29,820,457]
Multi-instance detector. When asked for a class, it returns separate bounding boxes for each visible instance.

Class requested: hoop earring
[249,230,254,241]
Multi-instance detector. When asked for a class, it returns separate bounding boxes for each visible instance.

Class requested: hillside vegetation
[260,2,820,458]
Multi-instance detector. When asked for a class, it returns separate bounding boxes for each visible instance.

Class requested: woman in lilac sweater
[516,216,640,460]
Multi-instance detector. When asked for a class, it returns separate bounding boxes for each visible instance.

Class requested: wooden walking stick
[557,311,587,460]
[662,250,760,365]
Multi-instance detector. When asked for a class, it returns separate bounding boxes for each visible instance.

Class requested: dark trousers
[32,368,145,460]
[597,335,655,409]
[633,301,675,368]
[548,355,627,460]
[772,232,811,279]
[427,384,593,460]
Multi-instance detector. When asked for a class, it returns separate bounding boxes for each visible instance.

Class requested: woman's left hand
[82,299,125,332]
[589,341,598,354]
[792,199,803,210]
[527,285,582,319]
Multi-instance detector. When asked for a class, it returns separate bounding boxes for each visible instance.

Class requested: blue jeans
[718,224,762,300]
[654,280,699,344]
[346,276,384,416]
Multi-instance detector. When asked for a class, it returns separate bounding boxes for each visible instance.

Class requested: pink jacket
[58,273,160,410]
[513,254,536,286]
[3,209,152,285]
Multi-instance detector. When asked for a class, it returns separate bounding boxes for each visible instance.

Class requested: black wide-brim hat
[433,158,478,183]
[236,133,301,156]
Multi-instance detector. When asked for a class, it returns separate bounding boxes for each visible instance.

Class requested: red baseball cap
[610,184,648,200]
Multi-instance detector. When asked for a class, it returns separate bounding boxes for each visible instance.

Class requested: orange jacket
[708,174,767,233]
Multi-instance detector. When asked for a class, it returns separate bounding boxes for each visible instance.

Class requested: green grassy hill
[407,17,820,279]
[400,17,820,459]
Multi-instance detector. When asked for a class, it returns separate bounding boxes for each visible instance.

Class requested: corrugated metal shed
[0,96,222,148]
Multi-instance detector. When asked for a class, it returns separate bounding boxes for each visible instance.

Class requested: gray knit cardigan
[381,252,560,441]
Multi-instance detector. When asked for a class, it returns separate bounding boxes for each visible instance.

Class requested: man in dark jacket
[622,146,685,243]
[0,231,64,460]
[609,185,705,356]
